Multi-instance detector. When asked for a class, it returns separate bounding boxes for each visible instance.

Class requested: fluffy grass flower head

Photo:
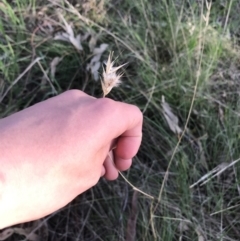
[101,53,126,97]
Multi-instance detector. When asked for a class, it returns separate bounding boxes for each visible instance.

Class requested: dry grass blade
[55,12,83,51]
[161,95,182,135]
[210,203,240,216]
[190,158,240,188]
[50,57,63,78]
[87,43,109,81]
[126,191,138,241]
[189,162,228,188]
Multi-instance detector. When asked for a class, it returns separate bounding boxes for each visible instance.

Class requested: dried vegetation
[1,0,240,240]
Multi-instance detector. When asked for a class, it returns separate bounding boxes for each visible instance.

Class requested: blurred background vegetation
[1,0,240,240]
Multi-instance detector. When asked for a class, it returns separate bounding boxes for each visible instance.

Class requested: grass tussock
[1,0,240,240]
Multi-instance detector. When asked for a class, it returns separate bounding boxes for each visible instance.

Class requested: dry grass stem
[118,172,154,199]
[107,152,154,199]
[149,2,214,237]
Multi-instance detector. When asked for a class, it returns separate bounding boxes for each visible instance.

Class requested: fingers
[98,100,142,180]
[111,102,142,173]
[114,157,132,171]
[100,98,143,151]
[102,151,133,180]
[101,166,106,177]
[103,151,118,180]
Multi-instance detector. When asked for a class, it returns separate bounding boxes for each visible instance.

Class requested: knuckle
[95,97,116,114]
[97,97,115,108]
[128,104,143,127]
[64,89,82,98]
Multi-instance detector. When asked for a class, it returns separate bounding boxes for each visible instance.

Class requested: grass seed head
[101,53,126,97]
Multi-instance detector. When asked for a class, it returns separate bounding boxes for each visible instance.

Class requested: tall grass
[1,0,240,240]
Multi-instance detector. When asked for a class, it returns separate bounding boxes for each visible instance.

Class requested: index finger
[107,100,143,170]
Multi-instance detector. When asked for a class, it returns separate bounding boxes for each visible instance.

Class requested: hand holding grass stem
[101,53,154,199]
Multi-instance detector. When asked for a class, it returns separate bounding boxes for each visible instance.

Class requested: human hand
[0,90,142,228]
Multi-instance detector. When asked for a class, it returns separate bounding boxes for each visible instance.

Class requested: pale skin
[0,90,143,229]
